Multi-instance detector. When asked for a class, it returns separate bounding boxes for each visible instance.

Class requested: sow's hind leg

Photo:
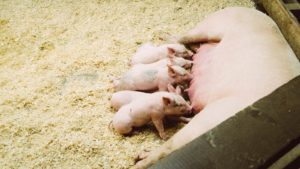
[134,96,248,169]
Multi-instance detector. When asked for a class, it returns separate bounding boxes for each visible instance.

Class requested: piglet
[131,43,193,65]
[141,48,193,69]
[167,48,193,69]
[111,91,150,110]
[112,91,192,140]
[111,84,187,110]
[113,65,192,91]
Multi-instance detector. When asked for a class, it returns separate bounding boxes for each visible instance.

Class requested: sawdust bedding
[0,0,254,168]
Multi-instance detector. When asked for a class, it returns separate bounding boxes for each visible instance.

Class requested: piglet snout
[187,50,194,57]
[186,105,193,115]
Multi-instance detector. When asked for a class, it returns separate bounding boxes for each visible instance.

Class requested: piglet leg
[165,116,192,124]
[152,119,168,140]
[133,96,249,169]
[178,117,192,123]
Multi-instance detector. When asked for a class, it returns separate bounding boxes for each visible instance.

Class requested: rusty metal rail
[259,0,300,59]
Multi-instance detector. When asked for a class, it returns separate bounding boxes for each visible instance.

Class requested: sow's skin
[133,7,300,169]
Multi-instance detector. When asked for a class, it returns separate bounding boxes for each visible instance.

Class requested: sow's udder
[188,43,218,113]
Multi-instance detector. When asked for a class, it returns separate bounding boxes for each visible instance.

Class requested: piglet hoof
[160,134,170,141]
[134,149,150,164]
[178,117,192,123]
[162,136,170,141]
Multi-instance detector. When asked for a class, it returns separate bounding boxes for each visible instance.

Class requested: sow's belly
[188,43,227,113]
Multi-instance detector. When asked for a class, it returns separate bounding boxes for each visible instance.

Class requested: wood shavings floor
[0,0,254,168]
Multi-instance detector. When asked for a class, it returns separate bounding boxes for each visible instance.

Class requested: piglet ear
[162,97,171,106]
[167,84,176,93]
[167,47,175,58]
[175,86,182,95]
[167,65,176,77]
